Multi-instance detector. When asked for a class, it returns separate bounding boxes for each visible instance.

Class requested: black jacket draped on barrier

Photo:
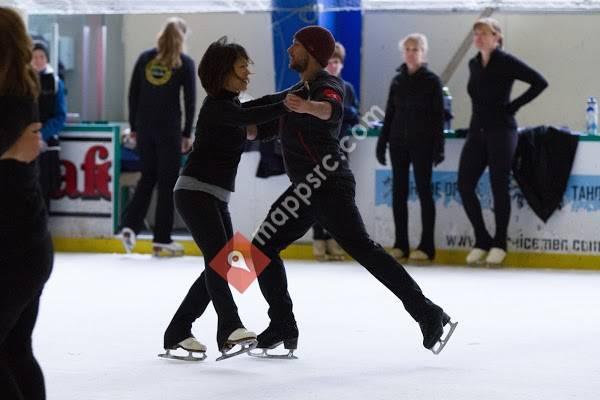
[513,126,579,222]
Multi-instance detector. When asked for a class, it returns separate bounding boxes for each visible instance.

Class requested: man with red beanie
[250,26,457,358]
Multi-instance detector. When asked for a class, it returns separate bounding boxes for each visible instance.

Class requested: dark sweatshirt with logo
[128,49,196,137]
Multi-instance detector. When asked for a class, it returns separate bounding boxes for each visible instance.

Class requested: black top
[278,70,352,183]
[379,64,444,149]
[181,91,287,192]
[128,49,196,137]
[341,80,360,137]
[468,48,548,130]
[0,96,47,243]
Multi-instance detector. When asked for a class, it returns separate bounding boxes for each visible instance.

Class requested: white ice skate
[466,248,487,264]
[118,227,136,254]
[387,248,405,260]
[325,239,345,261]
[408,249,431,264]
[248,343,298,360]
[158,337,207,361]
[485,247,506,266]
[313,240,327,261]
[216,328,258,361]
[152,241,184,257]
[430,317,458,355]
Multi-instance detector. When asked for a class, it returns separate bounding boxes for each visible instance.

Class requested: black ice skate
[158,337,207,361]
[216,328,258,361]
[248,323,298,359]
[419,308,458,355]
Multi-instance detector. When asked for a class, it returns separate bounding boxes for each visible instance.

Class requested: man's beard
[290,56,308,73]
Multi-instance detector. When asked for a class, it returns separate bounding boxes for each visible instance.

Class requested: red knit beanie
[294,26,335,68]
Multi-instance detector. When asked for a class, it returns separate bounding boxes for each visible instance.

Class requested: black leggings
[252,177,438,329]
[457,127,518,250]
[164,190,243,349]
[121,129,181,243]
[390,144,436,258]
[0,234,53,400]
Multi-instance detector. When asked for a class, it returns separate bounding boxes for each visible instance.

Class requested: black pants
[390,143,436,258]
[121,129,181,243]
[312,223,331,240]
[0,234,53,400]
[252,176,437,328]
[457,127,518,250]
[164,190,243,349]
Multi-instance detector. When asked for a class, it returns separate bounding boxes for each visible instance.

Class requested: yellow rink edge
[52,237,600,271]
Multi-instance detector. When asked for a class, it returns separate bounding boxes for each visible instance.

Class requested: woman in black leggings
[162,38,288,360]
[0,7,53,399]
[458,18,547,265]
[377,33,444,262]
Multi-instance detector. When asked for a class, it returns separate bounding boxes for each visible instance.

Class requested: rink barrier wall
[51,237,600,271]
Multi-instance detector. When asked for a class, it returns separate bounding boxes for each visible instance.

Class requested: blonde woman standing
[120,17,196,256]
[377,33,445,262]
[458,18,547,265]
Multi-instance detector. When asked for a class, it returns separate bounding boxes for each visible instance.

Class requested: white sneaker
[486,247,506,265]
[119,227,136,253]
[388,248,405,260]
[177,337,207,353]
[466,248,488,264]
[409,249,431,261]
[152,241,184,257]
[227,328,257,343]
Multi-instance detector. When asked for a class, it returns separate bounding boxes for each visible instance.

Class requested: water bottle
[442,86,453,132]
[586,97,598,135]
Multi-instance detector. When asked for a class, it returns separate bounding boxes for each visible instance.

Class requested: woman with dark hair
[119,17,196,257]
[160,37,288,361]
[459,18,547,265]
[376,33,445,262]
[0,6,53,399]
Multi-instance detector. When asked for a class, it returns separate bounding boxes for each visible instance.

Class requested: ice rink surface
[35,253,600,400]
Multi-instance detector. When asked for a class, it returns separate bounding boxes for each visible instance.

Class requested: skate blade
[152,249,184,258]
[430,320,458,355]
[325,255,345,262]
[216,339,257,361]
[248,348,298,360]
[158,349,206,362]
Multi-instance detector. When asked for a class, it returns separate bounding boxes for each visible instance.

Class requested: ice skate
[325,239,345,261]
[216,328,257,361]
[152,241,184,257]
[387,248,405,260]
[249,323,298,359]
[313,239,327,261]
[485,247,506,266]
[118,227,136,254]
[408,249,432,264]
[158,337,207,361]
[466,248,487,264]
[419,308,458,355]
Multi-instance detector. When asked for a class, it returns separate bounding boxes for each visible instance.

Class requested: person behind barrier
[458,17,547,266]
[31,40,66,211]
[376,33,445,262]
